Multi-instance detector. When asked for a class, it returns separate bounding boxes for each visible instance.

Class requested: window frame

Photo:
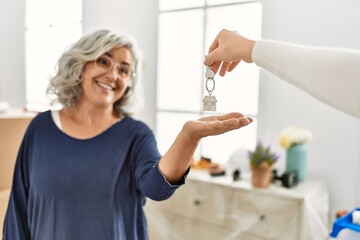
[156,1,262,164]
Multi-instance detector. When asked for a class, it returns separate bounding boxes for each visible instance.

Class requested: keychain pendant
[203,67,217,111]
[203,95,217,111]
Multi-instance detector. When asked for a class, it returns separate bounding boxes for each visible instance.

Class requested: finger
[217,115,252,129]
[216,112,245,121]
[199,113,250,128]
[194,116,253,138]
[204,47,222,66]
[198,115,218,122]
[210,61,221,75]
[204,53,219,72]
[227,61,241,72]
[224,117,252,130]
[207,117,251,136]
[199,113,242,122]
[204,55,214,66]
[204,42,219,66]
[238,117,252,125]
[219,62,231,76]
[222,117,251,127]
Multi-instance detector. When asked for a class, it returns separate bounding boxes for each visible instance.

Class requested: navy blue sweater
[3,111,183,240]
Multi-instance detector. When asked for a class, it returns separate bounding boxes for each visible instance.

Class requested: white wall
[257,0,360,219]
[1,0,359,225]
[0,0,26,107]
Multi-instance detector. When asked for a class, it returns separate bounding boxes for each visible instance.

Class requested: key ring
[205,67,215,95]
[205,77,215,95]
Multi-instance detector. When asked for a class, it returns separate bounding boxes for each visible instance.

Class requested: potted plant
[249,142,279,188]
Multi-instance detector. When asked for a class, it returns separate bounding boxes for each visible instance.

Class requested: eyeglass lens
[95,56,132,78]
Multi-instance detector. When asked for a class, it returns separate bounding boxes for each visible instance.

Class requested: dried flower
[278,126,312,149]
[249,141,279,167]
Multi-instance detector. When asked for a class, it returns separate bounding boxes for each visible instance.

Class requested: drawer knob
[193,200,201,206]
[259,214,266,221]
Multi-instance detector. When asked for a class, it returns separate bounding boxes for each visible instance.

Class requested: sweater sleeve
[132,129,186,201]
[3,130,31,239]
[252,39,360,119]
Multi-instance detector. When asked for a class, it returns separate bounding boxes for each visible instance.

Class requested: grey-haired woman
[3,29,252,240]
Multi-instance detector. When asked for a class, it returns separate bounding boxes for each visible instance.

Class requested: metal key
[203,67,217,111]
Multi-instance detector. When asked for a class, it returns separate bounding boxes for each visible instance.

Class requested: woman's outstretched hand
[158,112,252,183]
[182,112,253,143]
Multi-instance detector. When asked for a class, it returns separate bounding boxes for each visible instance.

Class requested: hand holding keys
[203,67,217,111]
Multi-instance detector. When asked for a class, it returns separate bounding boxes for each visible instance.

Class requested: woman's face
[79,47,134,110]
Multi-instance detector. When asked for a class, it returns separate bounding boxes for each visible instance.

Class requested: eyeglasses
[94,55,133,79]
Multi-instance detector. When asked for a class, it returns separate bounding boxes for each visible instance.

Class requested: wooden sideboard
[144,170,330,240]
[0,109,35,239]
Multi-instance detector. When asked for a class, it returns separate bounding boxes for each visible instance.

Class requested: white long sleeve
[252,39,360,119]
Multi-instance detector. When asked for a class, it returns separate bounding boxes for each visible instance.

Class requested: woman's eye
[96,57,111,67]
[118,67,130,76]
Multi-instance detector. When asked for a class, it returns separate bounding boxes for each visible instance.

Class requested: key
[203,67,217,111]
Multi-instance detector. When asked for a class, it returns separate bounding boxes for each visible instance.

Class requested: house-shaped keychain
[202,95,217,111]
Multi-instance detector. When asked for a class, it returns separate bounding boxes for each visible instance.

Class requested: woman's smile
[95,80,116,92]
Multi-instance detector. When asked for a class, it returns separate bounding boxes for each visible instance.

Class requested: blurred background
[0,0,359,228]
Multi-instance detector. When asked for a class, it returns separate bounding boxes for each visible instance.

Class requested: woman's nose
[106,65,119,79]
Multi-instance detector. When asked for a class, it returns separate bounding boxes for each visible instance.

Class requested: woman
[3,29,252,240]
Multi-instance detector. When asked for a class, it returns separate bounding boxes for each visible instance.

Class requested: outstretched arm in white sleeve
[204,29,360,119]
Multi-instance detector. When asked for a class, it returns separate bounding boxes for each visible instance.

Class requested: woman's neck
[59,104,121,139]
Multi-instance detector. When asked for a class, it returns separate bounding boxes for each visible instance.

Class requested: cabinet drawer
[172,180,232,227]
[230,191,299,240]
[172,219,224,240]
[144,197,172,213]
[146,211,173,240]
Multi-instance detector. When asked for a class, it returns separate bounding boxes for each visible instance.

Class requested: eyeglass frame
[93,53,136,79]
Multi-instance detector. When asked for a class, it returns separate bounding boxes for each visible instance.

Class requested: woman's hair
[47,29,141,116]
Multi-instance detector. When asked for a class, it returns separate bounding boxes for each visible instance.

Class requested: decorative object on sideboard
[232,169,241,181]
[208,163,226,177]
[248,141,279,188]
[279,126,313,182]
[272,169,299,188]
[191,156,226,176]
[191,156,212,169]
[227,148,251,180]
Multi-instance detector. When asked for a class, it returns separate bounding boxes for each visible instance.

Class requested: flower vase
[286,144,307,182]
[251,162,273,188]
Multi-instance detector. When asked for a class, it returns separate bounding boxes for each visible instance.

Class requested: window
[156,0,262,165]
[25,0,82,110]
